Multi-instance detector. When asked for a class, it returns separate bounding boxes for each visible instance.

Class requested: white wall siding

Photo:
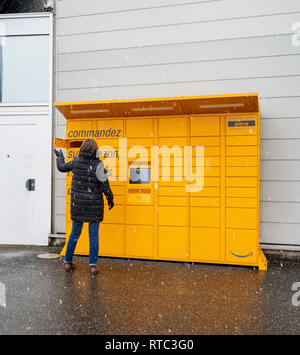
[54,0,300,249]
[58,35,299,72]
[56,0,300,36]
[57,12,299,54]
[56,76,300,102]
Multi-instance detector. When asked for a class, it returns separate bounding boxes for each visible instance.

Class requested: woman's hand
[54,149,64,158]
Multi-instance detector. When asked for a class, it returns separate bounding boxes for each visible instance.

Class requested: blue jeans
[64,221,100,266]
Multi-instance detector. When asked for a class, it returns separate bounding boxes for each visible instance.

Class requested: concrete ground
[0,245,299,335]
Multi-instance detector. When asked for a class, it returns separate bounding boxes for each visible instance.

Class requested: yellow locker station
[54,93,267,270]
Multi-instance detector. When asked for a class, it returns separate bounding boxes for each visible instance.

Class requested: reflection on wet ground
[0,246,299,334]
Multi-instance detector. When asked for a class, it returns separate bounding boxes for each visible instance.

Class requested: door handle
[26,179,35,191]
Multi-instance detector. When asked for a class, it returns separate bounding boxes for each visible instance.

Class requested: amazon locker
[54,93,267,270]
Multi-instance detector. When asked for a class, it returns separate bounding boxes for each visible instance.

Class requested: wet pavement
[0,245,299,335]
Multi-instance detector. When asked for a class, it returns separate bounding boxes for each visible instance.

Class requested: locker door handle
[26,179,35,191]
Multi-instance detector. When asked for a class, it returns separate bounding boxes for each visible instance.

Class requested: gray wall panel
[58,35,300,72]
[261,161,300,181]
[57,55,300,90]
[58,13,300,54]
[260,98,300,119]
[261,139,300,160]
[57,76,300,102]
[261,181,300,202]
[261,223,300,246]
[56,0,214,18]
[54,0,300,246]
[56,0,300,36]
[261,202,300,224]
[261,118,300,139]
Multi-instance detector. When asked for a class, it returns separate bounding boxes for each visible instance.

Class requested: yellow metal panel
[226,146,257,156]
[159,196,187,206]
[220,115,226,262]
[226,156,257,167]
[127,187,152,204]
[109,180,125,187]
[54,93,259,119]
[126,225,154,257]
[158,186,188,197]
[66,203,70,221]
[191,186,220,197]
[201,156,220,167]
[159,137,188,146]
[190,136,220,146]
[127,138,154,147]
[97,140,121,149]
[190,227,220,261]
[199,166,220,177]
[104,194,124,206]
[158,226,188,259]
[66,148,79,162]
[99,224,124,256]
[127,118,153,138]
[127,147,152,161]
[66,173,72,188]
[159,155,184,168]
[66,186,71,205]
[226,177,257,188]
[226,166,257,177]
[190,116,220,136]
[108,185,123,196]
[200,146,220,156]
[158,206,187,226]
[226,198,257,208]
[95,119,123,137]
[102,205,124,224]
[159,180,190,187]
[226,187,257,198]
[126,205,153,225]
[158,116,187,137]
[226,208,257,229]
[54,138,69,149]
[190,197,220,207]
[67,119,93,139]
[226,135,257,146]
[190,207,220,228]
[159,166,184,178]
[202,177,220,186]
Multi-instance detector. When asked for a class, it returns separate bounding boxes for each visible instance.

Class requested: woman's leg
[64,221,83,264]
[88,222,100,266]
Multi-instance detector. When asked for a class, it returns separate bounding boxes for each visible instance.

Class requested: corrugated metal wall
[53,0,300,249]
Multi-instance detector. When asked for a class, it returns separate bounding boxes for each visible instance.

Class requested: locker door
[189,116,221,261]
[225,115,259,265]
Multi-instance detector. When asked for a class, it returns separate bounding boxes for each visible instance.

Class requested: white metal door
[0,13,52,246]
[0,123,37,244]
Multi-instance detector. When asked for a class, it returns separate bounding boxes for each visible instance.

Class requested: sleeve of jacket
[96,161,114,203]
[56,154,76,173]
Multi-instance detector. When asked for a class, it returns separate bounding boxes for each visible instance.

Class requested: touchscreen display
[129,168,151,184]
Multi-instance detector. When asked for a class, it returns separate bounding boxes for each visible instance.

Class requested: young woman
[54,138,114,275]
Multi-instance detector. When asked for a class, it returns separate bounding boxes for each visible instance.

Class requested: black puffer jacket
[56,151,114,223]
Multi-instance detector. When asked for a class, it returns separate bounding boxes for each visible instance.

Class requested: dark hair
[80,139,98,154]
